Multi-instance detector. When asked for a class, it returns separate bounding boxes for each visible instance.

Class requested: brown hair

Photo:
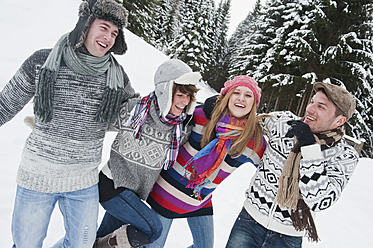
[201,89,266,158]
[316,88,344,117]
[172,83,199,103]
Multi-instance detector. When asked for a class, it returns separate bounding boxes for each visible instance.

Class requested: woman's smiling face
[228,86,255,118]
[168,89,191,116]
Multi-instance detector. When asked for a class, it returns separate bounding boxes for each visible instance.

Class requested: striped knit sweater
[0,49,135,193]
[147,106,267,218]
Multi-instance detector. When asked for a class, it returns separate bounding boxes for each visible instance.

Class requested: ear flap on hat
[155,81,173,117]
[186,99,197,115]
[108,29,127,55]
[68,0,93,50]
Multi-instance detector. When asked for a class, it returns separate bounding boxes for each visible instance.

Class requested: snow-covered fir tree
[309,0,373,157]
[151,0,183,53]
[203,0,231,91]
[228,14,254,77]
[167,0,214,73]
[119,0,159,44]
[228,0,268,80]
[258,0,316,114]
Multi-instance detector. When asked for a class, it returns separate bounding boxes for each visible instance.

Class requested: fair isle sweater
[0,49,135,193]
[243,111,359,237]
[147,106,267,218]
[99,99,192,201]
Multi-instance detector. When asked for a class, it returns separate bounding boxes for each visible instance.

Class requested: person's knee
[149,216,163,242]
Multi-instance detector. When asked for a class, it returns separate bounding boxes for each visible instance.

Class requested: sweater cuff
[101,163,113,179]
[301,143,322,159]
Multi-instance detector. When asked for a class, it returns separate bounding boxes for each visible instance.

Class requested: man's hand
[285,120,316,147]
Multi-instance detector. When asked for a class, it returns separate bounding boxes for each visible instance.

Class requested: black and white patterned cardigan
[243,111,359,237]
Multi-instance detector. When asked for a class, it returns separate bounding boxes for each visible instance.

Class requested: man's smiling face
[84,19,119,57]
[304,91,345,133]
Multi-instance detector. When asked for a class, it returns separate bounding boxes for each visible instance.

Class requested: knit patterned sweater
[147,106,267,218]
[0,49,135,193]
[243,111,359,237]
[99,99,192,201]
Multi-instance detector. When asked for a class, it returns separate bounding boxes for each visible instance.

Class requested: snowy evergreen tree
[118,0,159,44]
[167,0,214,73]
[258,0,317,114]
[228,14,254,77]
[151,0,183,53]
[228,0,268,80]
[310,0,373,157]
[203,0,231,91]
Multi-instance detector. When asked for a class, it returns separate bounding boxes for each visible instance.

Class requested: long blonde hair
[201,90,266,158]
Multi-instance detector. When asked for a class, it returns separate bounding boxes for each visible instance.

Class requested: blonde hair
[201,89,266,158]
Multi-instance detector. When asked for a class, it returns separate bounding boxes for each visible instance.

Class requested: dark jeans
[97,189,162,242]
[226,208,302,248]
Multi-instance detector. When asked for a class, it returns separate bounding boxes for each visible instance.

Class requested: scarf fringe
[34,69,56,122]
[34,34,125,123]
[94,87,123,123]
[277,124,344,243]
[277,175,299,210]
[186,178,211,201]
[290,199,320,242]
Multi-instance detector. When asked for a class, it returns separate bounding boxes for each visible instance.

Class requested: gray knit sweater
[0,49,135,193]
[103,98,192,200]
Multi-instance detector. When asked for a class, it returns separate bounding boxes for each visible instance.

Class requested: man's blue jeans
[97,189,163,242]
[226,208,302,248]
[12,184,99,248]
[145,211,214,248]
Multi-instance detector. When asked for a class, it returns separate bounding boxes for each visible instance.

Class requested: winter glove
[203,95,219,119]
[285,120,316,147]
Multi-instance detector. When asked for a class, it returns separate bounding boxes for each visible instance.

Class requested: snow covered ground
[0,0,372,247]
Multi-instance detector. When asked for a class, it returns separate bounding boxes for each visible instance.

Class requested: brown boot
[93,232,112,248]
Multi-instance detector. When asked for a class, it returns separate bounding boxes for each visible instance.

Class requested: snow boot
[93,225,131,248]
[93,224,151,248]
[126,225,151,247]
[93,233,112,248]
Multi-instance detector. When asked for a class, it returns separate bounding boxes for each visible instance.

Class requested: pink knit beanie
[220,76,262,105]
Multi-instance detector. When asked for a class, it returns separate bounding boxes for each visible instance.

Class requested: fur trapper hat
[154,59,201,117]
[68,0,128,55]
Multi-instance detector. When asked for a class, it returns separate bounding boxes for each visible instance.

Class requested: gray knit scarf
[276,125,345,242]
[34,33,124,123]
